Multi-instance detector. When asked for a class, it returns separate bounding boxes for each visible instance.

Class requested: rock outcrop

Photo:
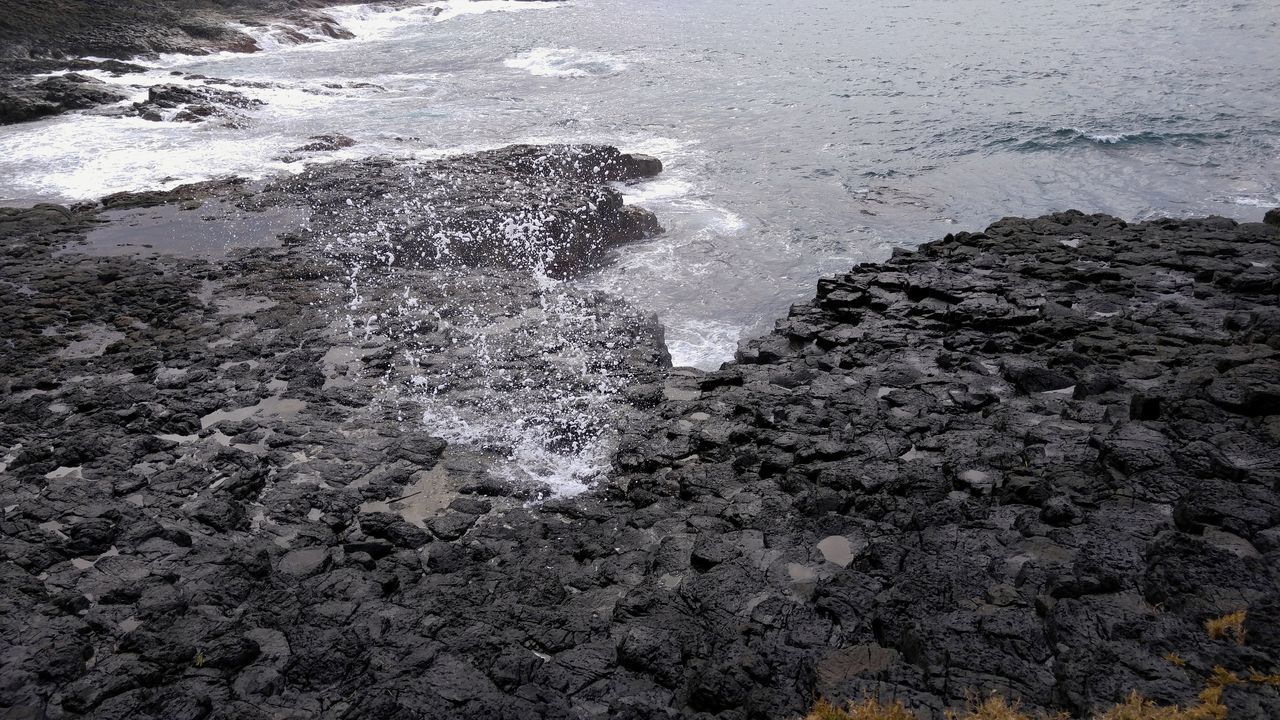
[611,209,1280,718]
[0,0,348,60]
[267,143,665,276]
[1,148,1277,720]
[126,83,264,125]
[0,0,439,125]
[0,71,127,125]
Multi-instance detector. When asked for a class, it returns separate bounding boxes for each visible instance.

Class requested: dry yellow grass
[1246,670,1280,686]
[1204,610,1247,645]
[806,608,1272,720]
[1206,667,1240,688]
[807,698,915,720]
[805,689,1229,720]
[947,695,1063,720]
[1092,689,1227,720]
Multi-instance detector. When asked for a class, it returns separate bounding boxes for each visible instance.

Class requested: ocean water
[2,0,1278,370]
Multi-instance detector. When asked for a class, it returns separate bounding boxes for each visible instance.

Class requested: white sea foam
[140,0,562,66]
[504,47,629,78]
[0,116,307,200]
[617,177,694,204]
[618,177,748,235]
[0,64,427,202]
[417,400,611,499]
[1225,193,1280,207]
[665,318,743,369]
[319,0,558,37]
[229,21,333,52]
[431,0,561,23]
[1056,127,1144,145]
[317,3,443,39]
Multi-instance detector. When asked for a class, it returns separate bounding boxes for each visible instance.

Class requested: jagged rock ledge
[0,144,674,717]
[2,145,1279,720]
[611,207,1280,718]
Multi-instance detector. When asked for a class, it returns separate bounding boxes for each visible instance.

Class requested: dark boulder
[0,72,125,125]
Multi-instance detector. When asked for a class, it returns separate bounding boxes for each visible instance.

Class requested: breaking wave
[997,126,1230,152]
[504,47,629,78]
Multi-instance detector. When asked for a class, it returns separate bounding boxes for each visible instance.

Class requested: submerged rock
[290,133,357,153]
[127,83,264,124]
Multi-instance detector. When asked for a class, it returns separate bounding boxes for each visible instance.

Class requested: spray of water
[310,150,661,499]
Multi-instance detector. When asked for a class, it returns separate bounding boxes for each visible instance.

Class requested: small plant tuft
[1206,666,1240,688]
[1247,669,1280,686]
[1204,610,1246,645]
[947,695,1057,720]
[806,698,915,720]
[805,688,1232,720]
[1093,688,1226,720]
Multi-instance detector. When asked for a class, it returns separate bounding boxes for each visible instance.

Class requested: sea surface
[3,0,1278,366]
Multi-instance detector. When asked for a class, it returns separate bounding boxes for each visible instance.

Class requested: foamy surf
[1223,193,1280,208]
[136,0,565,67]
[416,401,613,499]
[504,47,629,78]
[665,317,743,369]
[0,69,392,201]
[315,0,562,41]
[432,0,563,23]
[0,116,305,200]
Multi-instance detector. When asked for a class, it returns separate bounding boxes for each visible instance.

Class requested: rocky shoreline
[0,0,565,126]
[0,0,380,60]
[2,144,1279,720]
[0,0,304,124]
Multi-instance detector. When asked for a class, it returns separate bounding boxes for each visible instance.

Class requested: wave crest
[505,47,629,78]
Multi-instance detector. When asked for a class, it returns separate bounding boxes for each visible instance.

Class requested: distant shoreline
[0,0,490,126]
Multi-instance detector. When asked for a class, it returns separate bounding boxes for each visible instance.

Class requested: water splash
[313,153,660,499]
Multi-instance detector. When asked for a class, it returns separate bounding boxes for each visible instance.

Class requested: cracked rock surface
[2,144,1279,720]
[613,209,1280,718]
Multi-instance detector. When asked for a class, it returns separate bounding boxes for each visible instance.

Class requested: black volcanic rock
[610,209,1280,718]
[0,72,126,124]
[267,143,665,276]
[1,155,1278,720]
[290,133,357,153]
[126,82,264,124]
[0,0,321,60]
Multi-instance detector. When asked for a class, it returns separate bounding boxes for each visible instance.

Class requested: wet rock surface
[126,83,265,125]
[613,210,1280,718]
[0,144,667,719]
[2,148,1279,720]
[0,0,368,60]
[266,143,665,276]
[0,0,446,125]
[0,69,129,125]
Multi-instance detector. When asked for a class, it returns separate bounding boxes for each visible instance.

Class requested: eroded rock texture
[613,211,1280,718]
[2,155,1278,720]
